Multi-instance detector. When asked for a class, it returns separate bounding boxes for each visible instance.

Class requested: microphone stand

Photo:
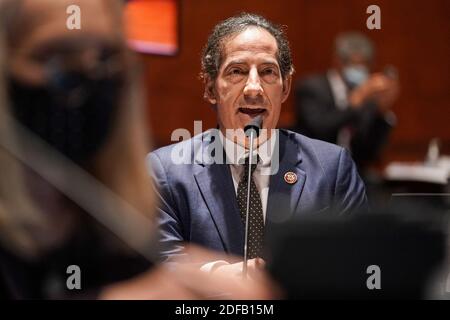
[242,115,262,278]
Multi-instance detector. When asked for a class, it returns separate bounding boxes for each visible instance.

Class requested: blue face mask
[342,65,369,88]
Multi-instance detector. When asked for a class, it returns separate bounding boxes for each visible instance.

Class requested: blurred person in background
[294,32,399,173]
[0,0,273,299]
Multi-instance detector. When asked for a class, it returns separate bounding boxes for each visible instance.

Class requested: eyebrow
[224,59,279,68]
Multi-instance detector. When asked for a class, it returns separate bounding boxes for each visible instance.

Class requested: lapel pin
[284,171,297,184]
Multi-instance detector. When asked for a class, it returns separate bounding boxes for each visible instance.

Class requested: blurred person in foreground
[294,32,399,172]
[149,14,367,277]
[0,0,273,299]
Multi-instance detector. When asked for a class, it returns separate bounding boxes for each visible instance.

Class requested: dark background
[141,0,450,168]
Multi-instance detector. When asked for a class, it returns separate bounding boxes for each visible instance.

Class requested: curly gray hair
[201,12,294,81]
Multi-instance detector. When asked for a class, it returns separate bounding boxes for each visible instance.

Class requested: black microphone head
[244,115,263,137]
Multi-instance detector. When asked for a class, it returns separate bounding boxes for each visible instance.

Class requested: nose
[243,68,263,98]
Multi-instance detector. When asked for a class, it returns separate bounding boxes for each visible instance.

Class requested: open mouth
[238,107,266,116]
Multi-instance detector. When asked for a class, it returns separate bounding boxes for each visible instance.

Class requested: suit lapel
[194,134,244,256]
[266,131,306,224]
[193,130,308,255]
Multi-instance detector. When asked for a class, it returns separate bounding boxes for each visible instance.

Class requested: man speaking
[148,13,367,274]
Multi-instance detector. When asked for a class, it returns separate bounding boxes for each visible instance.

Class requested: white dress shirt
[220,131,276,223]
[326,69,396,150]
[327,69,352,150]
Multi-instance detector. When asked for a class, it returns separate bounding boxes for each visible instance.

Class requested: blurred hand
[371,75,400,113]
[171,246,276,299]
[212,258,266,279]
[99,265,199,300]
[349,73,399,112]
[99,245,278,300]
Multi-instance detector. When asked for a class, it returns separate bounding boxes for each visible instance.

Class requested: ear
[281,74,292,103]
[203,76,217,105]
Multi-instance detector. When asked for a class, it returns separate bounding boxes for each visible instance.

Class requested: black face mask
[8,67,125,165]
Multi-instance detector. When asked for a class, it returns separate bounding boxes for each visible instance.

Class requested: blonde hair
[0,0,156,258]
[0,26,49,256]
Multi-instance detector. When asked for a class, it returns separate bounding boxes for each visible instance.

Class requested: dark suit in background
[294,73,394,169]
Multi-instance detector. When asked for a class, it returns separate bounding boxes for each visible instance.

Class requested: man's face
[205,27,291,146]
[8,0,124,85]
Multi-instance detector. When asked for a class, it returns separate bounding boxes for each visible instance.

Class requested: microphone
[244,114,263,138]
[242,115,263,277]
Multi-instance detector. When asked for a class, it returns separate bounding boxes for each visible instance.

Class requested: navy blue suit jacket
[149,129,367,259]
